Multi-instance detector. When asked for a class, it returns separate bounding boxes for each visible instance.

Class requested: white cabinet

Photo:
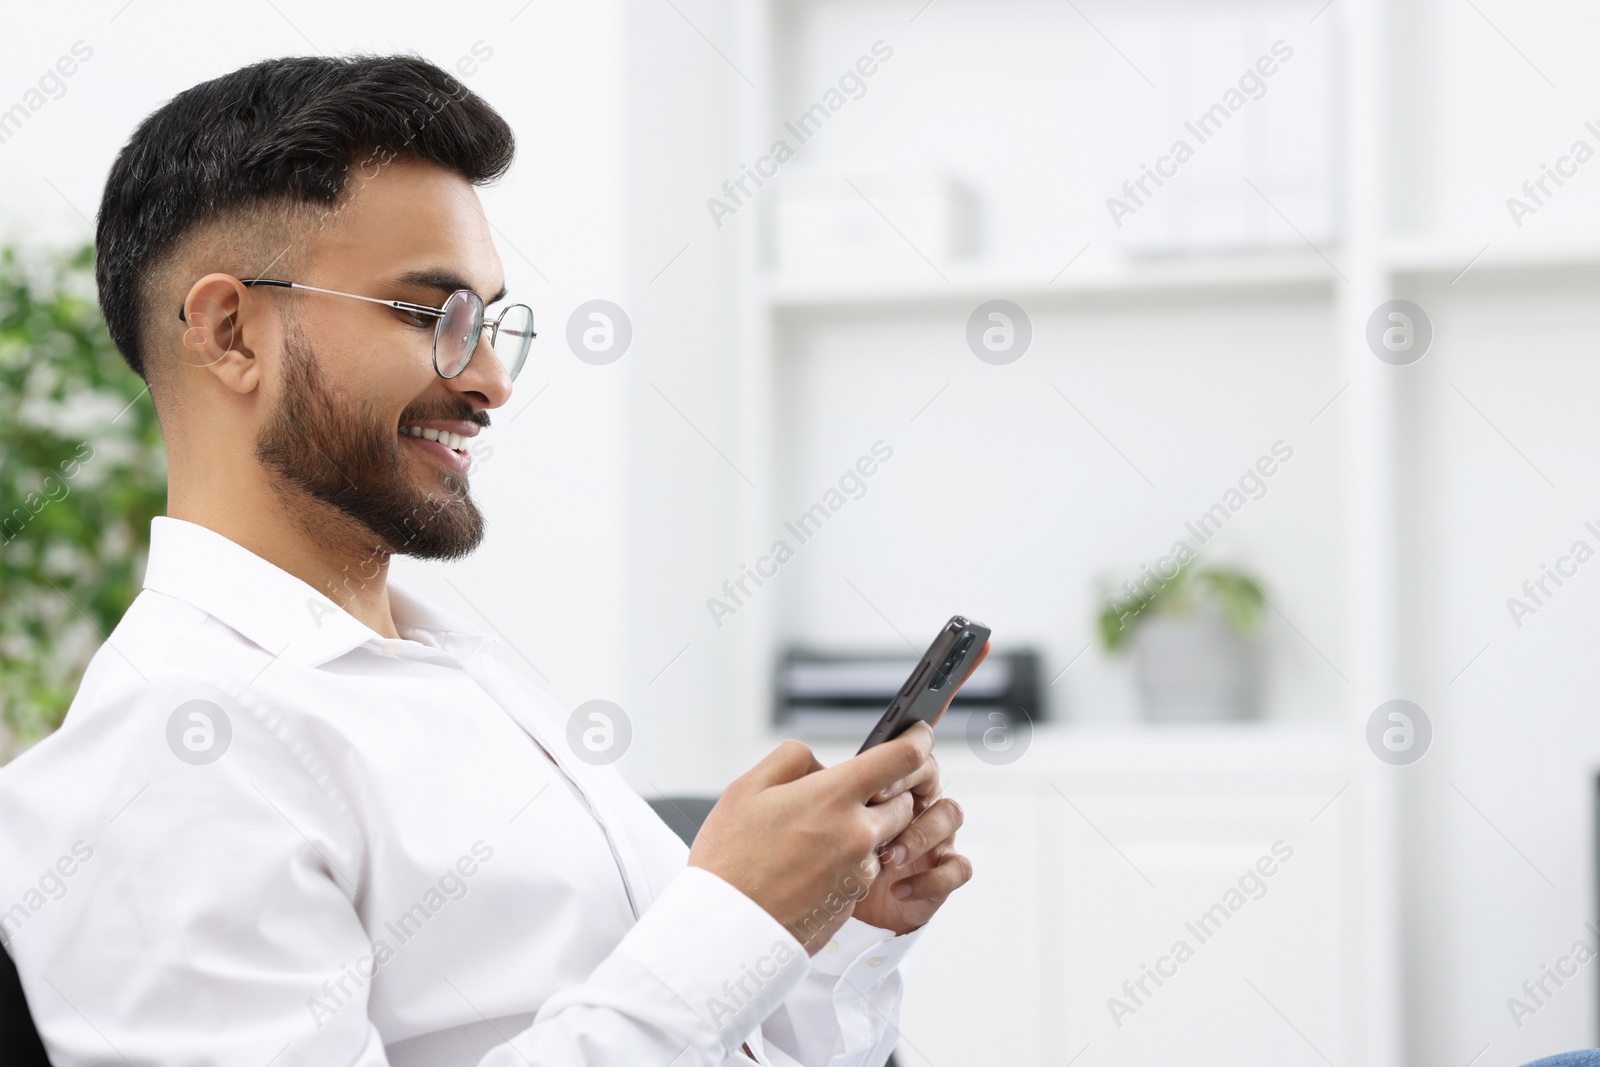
[797,727,1375,1066]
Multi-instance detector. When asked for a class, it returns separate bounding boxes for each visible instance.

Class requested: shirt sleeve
[752,916,923,1067]
[481,865,813,1065]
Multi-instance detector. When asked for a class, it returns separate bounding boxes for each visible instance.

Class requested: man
[0,56,970,1065]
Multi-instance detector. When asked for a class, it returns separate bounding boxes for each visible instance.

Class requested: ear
[179,274,266,395]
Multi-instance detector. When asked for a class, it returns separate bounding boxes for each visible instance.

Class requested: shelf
[1385,236,1600,279]
[763,721,1348,786]
[754,238,1600,311]
[757,249,1340,311]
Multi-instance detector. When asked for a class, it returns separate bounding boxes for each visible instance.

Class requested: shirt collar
[141,516,495,668]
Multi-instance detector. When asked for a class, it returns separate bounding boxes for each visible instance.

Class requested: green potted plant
[1097,557,1267,722]
[0,243,167,758]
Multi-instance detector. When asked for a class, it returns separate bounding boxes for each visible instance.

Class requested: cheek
[319,309,432,379]
[334,325,436,407]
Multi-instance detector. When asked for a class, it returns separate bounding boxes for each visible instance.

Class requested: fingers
[875,747,938,804]
[830,721,933,802]
[881,797,962,868]
[859,789,915,849]
[735,739,824,794]
[889,847,973,902]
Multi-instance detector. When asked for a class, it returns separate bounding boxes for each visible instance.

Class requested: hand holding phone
[857,615,992,754]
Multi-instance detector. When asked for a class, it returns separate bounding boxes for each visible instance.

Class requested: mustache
[399,406,490,430]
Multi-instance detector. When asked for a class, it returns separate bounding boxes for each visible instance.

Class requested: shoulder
[67,588,266,710]
[0,670,362,891]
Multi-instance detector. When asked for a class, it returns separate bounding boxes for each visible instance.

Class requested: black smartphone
[856,615,993,754]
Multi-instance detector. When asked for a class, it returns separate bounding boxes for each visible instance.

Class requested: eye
[395,307,436,330]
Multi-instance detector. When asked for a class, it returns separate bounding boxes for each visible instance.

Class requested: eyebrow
[393,268,508,306]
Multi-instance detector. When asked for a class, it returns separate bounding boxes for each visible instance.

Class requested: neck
[167,470,403,641]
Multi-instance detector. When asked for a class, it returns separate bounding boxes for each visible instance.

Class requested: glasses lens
[436,290,483,378]
[492,304,535,380]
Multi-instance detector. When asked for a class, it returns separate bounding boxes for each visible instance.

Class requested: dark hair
[94,55,515,381]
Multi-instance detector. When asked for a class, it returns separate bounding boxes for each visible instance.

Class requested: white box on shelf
[1099,1,1336,258]
[771,171,977,276]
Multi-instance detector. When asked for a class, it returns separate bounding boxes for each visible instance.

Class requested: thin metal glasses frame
[177,278,536,380]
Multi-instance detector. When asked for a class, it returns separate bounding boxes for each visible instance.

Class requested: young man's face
[251,157,514,560]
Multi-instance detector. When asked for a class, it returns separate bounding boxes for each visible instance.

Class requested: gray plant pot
[1133,609,1260,722]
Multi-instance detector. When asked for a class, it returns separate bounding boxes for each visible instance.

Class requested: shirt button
[380,644,401,656]
[867,955,887,968]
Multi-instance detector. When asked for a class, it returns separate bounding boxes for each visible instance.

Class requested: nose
[451,330,513,409]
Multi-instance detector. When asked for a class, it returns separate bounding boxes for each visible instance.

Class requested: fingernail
[893,882,913,899]
[890,844,907,866]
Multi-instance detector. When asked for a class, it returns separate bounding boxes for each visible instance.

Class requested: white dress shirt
[0,517,920,1066]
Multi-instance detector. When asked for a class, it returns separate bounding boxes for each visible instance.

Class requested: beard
[254,329,486,560]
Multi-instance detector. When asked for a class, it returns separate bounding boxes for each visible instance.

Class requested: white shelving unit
[702,0,1600,1061]
[717,1,1407,1064]
[612,1,1600,1061]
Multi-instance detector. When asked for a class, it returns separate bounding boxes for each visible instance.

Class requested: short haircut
[94,55,515,382]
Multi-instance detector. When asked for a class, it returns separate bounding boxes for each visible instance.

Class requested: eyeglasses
[178,278,536,381]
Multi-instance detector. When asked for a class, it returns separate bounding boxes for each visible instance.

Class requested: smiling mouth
[399,423,476,472]
[400,424,470,452]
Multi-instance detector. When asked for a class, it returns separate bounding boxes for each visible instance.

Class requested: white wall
[1399,269,1600,1065]
[1392,1,1600,1062]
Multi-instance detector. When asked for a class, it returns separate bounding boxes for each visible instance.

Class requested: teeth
[400,425,468,451]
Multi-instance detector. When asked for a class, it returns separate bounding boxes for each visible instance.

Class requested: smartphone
[857,615,993,754]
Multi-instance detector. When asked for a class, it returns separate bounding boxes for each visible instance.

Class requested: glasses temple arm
[179,278,456,322]
[241,279,445,318]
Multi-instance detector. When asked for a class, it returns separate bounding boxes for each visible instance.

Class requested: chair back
[0,944,50,1066]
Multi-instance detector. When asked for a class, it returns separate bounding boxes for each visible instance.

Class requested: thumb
[731,738,824,795]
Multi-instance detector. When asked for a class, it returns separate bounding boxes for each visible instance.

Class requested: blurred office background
[6,0,1600,1063]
